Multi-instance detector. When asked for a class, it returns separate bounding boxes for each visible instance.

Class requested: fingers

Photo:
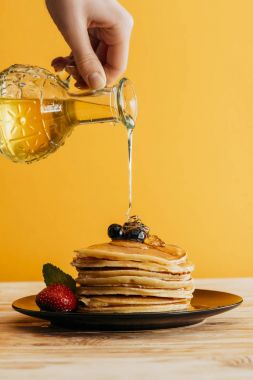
[90,10,134,85]
[102,8,134,84]
[47,0,133,88]
[67,25,106,89]
[95,41,107,66]
[104,37,131,85]
[51,55,74,72]
[66,6,134,87]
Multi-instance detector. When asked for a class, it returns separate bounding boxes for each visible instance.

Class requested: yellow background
[0,0,253,281]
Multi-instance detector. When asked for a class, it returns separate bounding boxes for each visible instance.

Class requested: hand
[46,0,134,89]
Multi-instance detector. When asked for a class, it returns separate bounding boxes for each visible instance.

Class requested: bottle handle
[56,65,112,98]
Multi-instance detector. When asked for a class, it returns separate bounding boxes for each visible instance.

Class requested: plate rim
[12,288,243,317]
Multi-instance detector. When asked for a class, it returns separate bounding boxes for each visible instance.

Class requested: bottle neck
[66,78,137,129]
[67,87,121,126]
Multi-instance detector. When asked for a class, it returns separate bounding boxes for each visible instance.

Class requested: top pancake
[74,240,187,266]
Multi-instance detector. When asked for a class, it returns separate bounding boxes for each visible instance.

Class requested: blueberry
[125,228,146,243]
[108,224,124,239]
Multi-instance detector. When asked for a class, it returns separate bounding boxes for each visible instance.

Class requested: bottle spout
[117,78,137,129]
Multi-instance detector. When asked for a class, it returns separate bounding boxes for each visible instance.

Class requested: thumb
[69,28,106,90]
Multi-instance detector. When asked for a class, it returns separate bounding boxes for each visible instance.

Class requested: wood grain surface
[0,279,252,380]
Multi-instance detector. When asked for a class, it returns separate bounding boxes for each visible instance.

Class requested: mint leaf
[42,263,76,292]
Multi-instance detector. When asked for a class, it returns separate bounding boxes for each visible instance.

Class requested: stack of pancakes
[72,239,194,313]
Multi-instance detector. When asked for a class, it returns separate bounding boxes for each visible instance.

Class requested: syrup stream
[127,128,133,218]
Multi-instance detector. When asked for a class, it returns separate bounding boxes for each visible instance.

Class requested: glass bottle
[0,64,137,163]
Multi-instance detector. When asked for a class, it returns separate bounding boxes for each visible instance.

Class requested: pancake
[78,302,189,313]
[78,295,190,312]
[76,269,192,281]
[72,258,194,274]
[77,286,193,298]
[74,241,187,266]
[79,295,186,307]
[76,276,193,289]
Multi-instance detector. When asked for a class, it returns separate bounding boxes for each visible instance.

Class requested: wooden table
[0,279,252,379]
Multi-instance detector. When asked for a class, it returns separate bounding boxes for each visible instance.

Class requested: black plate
[12,289,242,331]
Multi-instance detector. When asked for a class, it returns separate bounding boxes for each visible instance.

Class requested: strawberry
[36,284,78,312]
